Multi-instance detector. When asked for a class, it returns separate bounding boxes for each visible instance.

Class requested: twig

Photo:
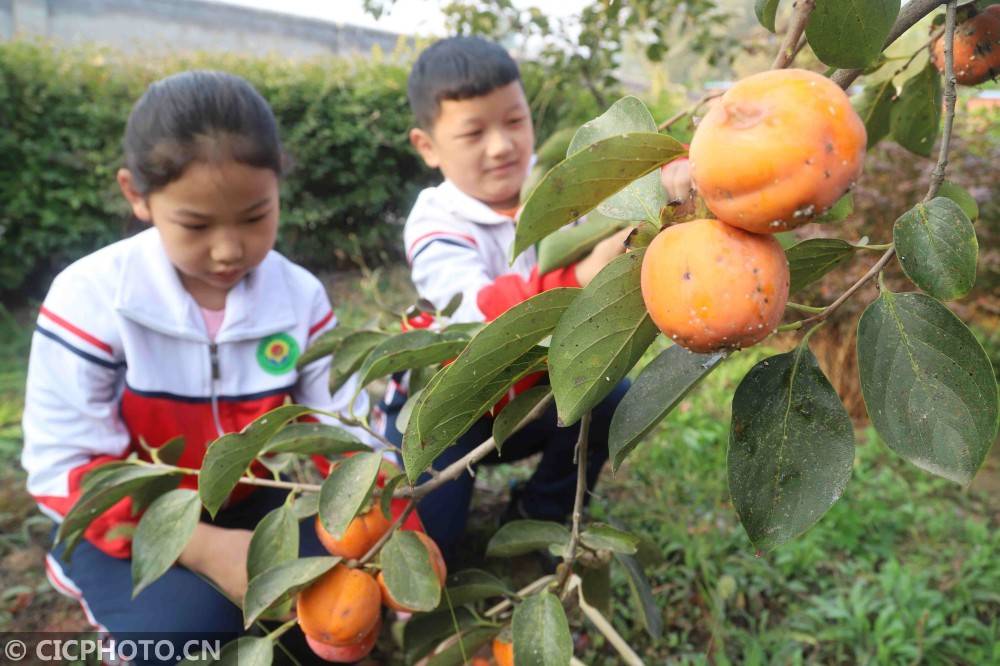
[657,91,723,131]
[399,393,555,500]
[926,0,958,202]
[799,247,897,326]
[557,412,591,593]
[832,0,947,88]
[772,0,816,69]
[570,576,644,666]
[357,499,416,565]
[483,574,557,619]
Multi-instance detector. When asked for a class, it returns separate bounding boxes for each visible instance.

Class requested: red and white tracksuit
[21,228,375,559]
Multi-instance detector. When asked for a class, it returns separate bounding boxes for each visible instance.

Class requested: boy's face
[410,81,534,210]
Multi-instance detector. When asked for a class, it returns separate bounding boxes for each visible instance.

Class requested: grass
[1,272,997,664]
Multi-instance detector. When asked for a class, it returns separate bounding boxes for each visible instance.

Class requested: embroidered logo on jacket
[257,333,299,375]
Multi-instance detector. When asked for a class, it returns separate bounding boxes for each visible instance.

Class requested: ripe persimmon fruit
[297,564,382,648]
[640,219,789,353]
[377,531,447,612]
[689,68,866,233]
[305,615,381,663]
[492,635,514,666]
[931,7,1000,86]
[315,505,391,560]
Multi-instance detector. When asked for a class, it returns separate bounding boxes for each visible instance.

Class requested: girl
[21,70,372,657]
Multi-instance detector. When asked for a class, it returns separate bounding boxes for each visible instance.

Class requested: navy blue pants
[47,487,328,665]
[382,380,629,563]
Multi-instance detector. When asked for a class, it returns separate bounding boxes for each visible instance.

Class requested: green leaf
[493,387,551,450]
[857,291,999,485]
[806,0,900,69]
[405,289,579,482]
[243,556,339,628]
[536,126,578,166]
[426,627,500,666]
[549,251,658,426]
[247,502,299,581]
[57,466,185,558]
[216,636,273,666]
[937,181,979,222]
[537,211,629,274]
[357,330,468,388]
[580,523,640,554]
[580,562,613,616]
[514,133,686,259]
[815,193,854,223]
[785,238,858,293]
[128,474,182,516]
[380,530,442,611]
[440,569,511,607]
[262,422,369,457]
[131,489,201,597]
[609,345,724,472]
[403,608,481,665]
[297,326,354,369]
[485,520,570,558]
[329,330,390,393]
[894,198,978,301]
[728,343,855,550]
[199,405,314,517]
[891,64,942,158]
[568,96,667,221]
[291,491,319,520]
[152,435,185,466]
[852,79,895,149]
[318,451,382,539]
[512,592,572,666]
[755,0,781,32]
[394,386,424,435]
[440,292,464,318]
[614,551,663,640]
[379,473,406,521]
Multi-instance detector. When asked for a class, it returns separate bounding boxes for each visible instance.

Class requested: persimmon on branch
[789,0,960,332]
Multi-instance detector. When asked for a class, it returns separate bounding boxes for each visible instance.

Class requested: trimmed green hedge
[0,41,603,299]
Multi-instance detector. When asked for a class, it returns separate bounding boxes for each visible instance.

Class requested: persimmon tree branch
[357,499,416,565]
[832,0,948,88]
[657,91,723,131]
[557,412,591,593]
[772,0,816,69]
[399,392,555,501]
[569,575,644,666]
[926,0,958,201]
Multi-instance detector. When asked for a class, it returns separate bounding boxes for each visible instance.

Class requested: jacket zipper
[209,342,225,437]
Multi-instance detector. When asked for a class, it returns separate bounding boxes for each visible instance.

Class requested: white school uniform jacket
[21,228,372,558]
[403,179,580,324]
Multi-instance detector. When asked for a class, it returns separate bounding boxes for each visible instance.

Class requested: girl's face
[119,160,280,309]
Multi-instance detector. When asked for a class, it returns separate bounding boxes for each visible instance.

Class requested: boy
[380,36,632,562]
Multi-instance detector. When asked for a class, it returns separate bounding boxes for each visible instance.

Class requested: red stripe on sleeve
[309,310,335,337]
[407,231,479,259]
[39,306,114,356]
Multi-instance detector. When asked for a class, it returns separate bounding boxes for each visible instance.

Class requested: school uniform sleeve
[21,269,136,559]
[293,282,380,451]
[407,220,580,324]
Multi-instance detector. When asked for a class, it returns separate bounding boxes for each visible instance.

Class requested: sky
[207,0,589,35]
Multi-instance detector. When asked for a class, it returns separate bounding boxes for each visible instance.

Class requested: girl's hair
[123,70,288,195]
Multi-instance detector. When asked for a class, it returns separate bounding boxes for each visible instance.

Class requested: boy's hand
[660,157,692,203]
[574,226,634,288]
[178,523,253,605]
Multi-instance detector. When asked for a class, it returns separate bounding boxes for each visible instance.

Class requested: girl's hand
[178,523,254,605]
[573,226,634,288]
[660,157,692,203]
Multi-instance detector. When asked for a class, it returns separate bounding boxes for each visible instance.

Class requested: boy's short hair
[407,36,522,130]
